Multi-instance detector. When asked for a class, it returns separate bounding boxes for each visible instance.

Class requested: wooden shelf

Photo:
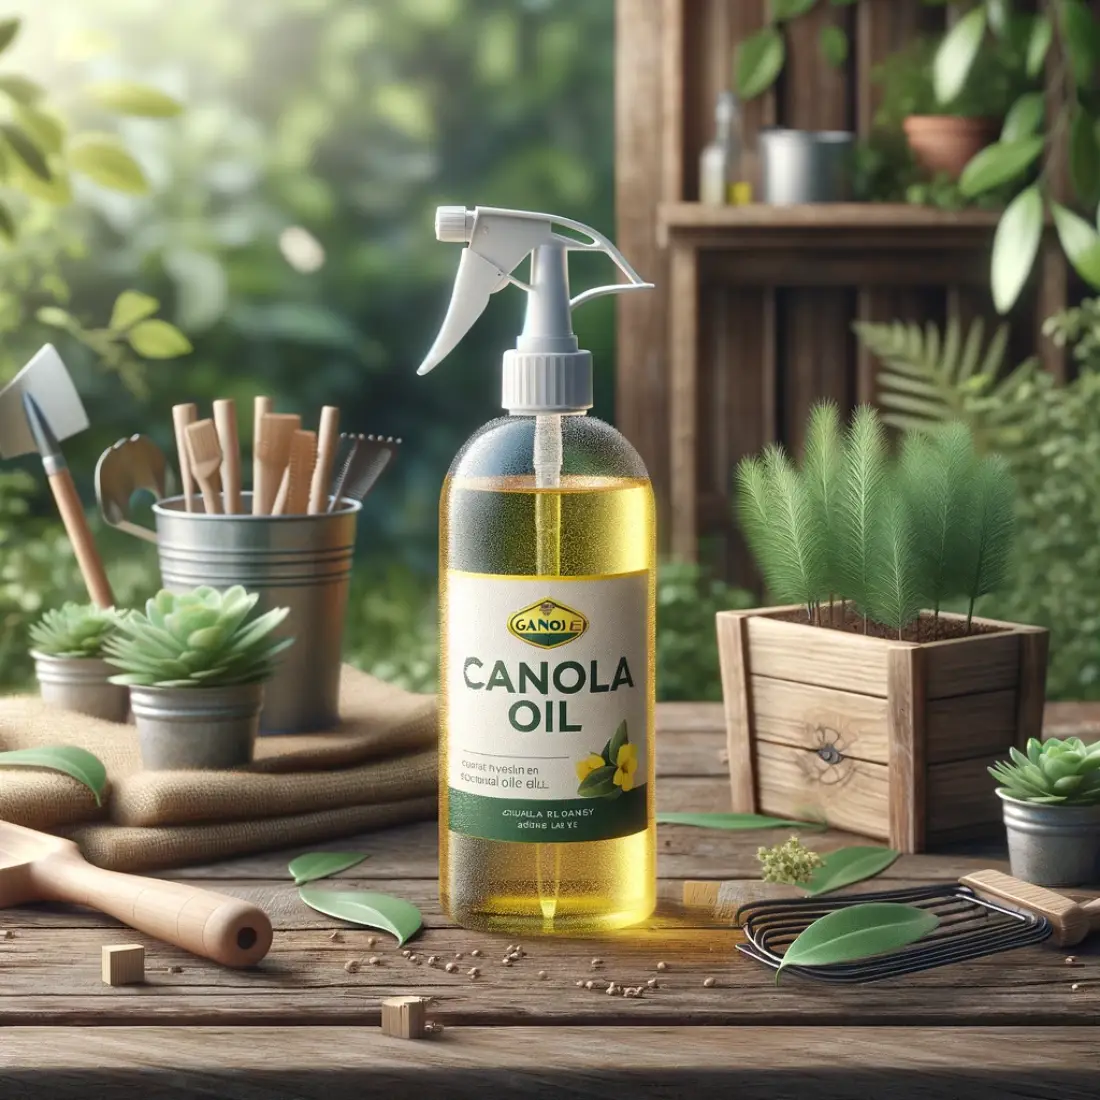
[657,202,1004,251]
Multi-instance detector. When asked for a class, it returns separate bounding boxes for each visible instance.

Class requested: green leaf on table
[68,135,148,193]
[1070,106,1100,206]
[804,846,900,896]
[735,27,785,101]
[819,25,849,68]
[288,851,369,886]
[0,18,20,56]
[776,902,939,982]
[0,124,50,181]
[958,137,1043,198]
[1052,201,1100,288]
[0,76,43,105]
[1026,14,1053,78]
[991,184,1043,315]
[657,812,825,831]
[126,319,193,358]
[1061,0,1100,87]
[298,886,422,945]
[110,290,160,332]
[0,747,106,807]
[1000,92,1045,142]
[934,6,987,105]
[86,80,183,118]
[771,0,817,19]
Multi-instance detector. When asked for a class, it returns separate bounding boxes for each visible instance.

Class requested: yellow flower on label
[613,743,638,792]
[575,753,605,782]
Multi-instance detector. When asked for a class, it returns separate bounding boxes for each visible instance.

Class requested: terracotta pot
[903,115,999,180]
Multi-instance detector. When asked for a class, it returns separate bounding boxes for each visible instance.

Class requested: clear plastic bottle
[439,413,656,932]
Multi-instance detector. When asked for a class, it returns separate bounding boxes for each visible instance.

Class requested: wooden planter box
[716,606,1049,853]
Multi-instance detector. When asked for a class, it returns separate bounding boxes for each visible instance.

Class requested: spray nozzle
[416,206,653,412]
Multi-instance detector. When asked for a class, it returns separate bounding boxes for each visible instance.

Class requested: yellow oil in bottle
[439,468,656,933]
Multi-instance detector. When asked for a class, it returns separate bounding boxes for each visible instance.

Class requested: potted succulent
[990,738,1100,887]
[717,403,1048,854]
[104,586,293,771]
[875,35,1034,181]
[29,602,129,723]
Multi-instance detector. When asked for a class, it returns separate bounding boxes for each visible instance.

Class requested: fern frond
[961,452,1017,628]
[900,423,980,615]
[852,316,1021,452]
[735,454,778,588]
[837,405,888,620]
[866,480,922,637]
[760,444,827,609]
[803,400,845,599]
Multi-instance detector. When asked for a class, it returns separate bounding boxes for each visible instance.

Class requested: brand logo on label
[507,598,588,650]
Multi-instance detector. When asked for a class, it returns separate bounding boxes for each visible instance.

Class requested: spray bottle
[418,206,656,933]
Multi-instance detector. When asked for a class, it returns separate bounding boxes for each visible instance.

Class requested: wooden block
[102,944,144,986]
[716,611,756,813]
[381,995,428,1040]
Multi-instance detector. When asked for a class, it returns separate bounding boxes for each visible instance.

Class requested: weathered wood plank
[927,690,1017,764]
[0,1026,1094,1100]
[924,632,1021,699]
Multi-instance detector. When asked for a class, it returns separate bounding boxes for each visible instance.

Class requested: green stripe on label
[449,786,648,843]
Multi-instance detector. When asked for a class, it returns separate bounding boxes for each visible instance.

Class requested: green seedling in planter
[989,737,1100,806]
[735,402,1016,639]
[104,585,292,687]
[29,603,118,658]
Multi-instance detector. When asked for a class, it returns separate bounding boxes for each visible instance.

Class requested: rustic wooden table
[2,702,1097,1099]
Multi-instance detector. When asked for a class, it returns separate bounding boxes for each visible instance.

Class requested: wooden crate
[716,606,1049,852]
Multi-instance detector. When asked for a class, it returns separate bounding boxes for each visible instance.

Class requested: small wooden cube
[102,944,145,986]
[381,995,428,1039]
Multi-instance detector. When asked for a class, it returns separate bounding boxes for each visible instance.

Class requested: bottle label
[445,570,650,844]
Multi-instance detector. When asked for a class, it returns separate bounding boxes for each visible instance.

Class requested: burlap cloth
[0,666,438,872]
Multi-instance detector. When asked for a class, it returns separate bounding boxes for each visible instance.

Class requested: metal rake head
[327,432,401,511]
[735,883,1052,984]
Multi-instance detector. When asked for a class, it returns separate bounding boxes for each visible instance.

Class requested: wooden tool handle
[172,404,198,513]
[252,396,273,515]
[308,406,340,514]
[47,467,114,608]
[36,855,272,968]
[213,399,241,514]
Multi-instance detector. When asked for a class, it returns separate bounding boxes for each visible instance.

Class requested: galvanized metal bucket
[32,652,130,724]
[152,493,360,734]
[998,789,1100,886]
[760,128,854,204]
[131,682,262,770]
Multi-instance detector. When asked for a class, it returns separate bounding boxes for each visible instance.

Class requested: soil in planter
[770,604,1007,642]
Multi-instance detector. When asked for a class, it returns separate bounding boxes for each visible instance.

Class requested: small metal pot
[759,128,854,204]
[32,652,130,724]
[130,682,263,771]
[998,789,1100,887]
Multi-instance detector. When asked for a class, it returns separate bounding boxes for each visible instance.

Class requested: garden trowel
[0,345,114,607]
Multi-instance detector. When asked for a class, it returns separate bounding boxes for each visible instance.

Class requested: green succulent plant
[29,603,119,659]
[989,737,1100,806]
[105,586,293,688]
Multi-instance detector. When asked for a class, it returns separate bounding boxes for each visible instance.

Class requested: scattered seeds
[454,952,464,960]
[329,931,343,942]
[368,956,381,966]
[166,965,183,974]
[1,930,11,939]
[471,949,482,958]
[425,1021,444,1035]
[445,962,458,973]
[537,970,548,980]
[501,958,513,967]
[575,980,585,988]
[366,937,376,948]
[1066,956,1077,965]
[703,977,716,988]
[468,967,480,979]
[585,980,596,990]
[428,955,439,965]
[508,951,521,961]
[606,983,619,995]
[590,958,603,968]
[344,960,360,974]
[1072,982,1082,991]
[409,954,420,964]
[402,949,411,958]
[656,961,667,972]
[647,978,658,989]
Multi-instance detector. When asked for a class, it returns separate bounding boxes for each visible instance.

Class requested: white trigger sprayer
[417,206,653,492]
